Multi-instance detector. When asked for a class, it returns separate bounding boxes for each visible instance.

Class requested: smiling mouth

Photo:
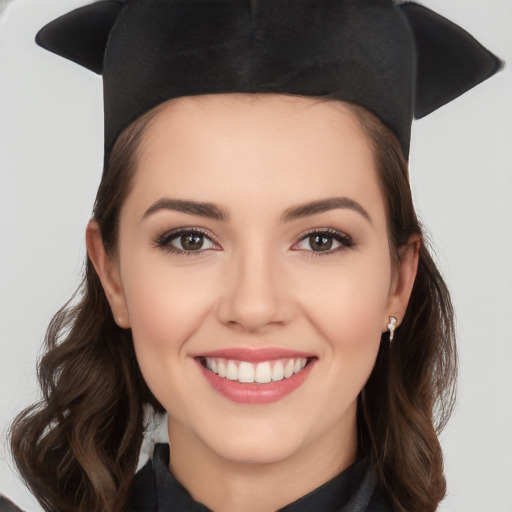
[199,357,312,384]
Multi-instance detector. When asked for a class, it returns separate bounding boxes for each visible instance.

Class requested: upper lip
[192,347,316,363]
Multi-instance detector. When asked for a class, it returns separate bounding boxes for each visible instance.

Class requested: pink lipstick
[194,348,316,404]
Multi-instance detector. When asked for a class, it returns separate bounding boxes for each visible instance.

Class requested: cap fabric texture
[36,0,502,164]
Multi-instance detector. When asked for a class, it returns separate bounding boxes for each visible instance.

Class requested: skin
[87,93,419,512]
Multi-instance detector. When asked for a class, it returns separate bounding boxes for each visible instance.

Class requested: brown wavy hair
[10,97,456,512]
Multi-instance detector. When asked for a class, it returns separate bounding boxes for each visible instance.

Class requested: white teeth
[271,361,284,381]
[226,360,238,380]
[255,361,272,384]
[238,362,255,383]
[284,360,294,378]
[204,357,309,384]
[217,359,227,378]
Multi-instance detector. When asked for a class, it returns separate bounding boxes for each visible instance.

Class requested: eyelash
[154,227,220,256]
[154,227,355,257]
[292,228,355,257]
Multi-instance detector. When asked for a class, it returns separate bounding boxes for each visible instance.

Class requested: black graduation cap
[36,0,502,163]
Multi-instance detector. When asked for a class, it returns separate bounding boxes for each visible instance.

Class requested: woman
[3,0,505,511]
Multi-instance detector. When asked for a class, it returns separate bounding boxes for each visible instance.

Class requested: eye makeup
[153,226,355,258]
[154,227,221,256]
[292,227,356,257]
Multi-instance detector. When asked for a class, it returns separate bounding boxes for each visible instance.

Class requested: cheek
[120,253,219,412]
[297,249,391,357]
[119,246,225,370]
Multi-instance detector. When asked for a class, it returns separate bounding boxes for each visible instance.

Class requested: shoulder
[344,459,395,512]
[367,492,394,512]
[129,457,158,512]
[0,496,24,512]
[364,480,395,512]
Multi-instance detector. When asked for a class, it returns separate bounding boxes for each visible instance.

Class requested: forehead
[129,93,384,223]
[138,93,369,156]
[142,93,364,142]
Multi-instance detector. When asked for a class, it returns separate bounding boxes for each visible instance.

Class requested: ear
[86,220,130,328]
[384,235,420,330]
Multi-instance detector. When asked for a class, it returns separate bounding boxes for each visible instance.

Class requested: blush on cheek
[124,266,210,343]
[308,284,387,350]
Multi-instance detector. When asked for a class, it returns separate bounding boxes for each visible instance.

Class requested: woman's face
[94,94,415,467]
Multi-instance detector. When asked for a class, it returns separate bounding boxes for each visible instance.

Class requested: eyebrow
[143,196,371,224]
[281,197,372,224]
[143,198,228,221]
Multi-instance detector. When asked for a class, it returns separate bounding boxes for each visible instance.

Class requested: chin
[189,411,333,466]
[205,430,306,465]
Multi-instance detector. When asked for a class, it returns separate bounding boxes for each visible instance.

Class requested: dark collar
[130,443,392,512]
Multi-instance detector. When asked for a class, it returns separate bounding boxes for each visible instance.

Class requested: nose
[216,246,295,333]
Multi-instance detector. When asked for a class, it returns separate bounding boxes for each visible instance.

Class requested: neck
[166,414,358,512]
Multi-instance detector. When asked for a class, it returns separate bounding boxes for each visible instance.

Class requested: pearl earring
[387,316,397,342]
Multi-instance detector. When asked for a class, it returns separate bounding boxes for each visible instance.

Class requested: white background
[1,0,511,510]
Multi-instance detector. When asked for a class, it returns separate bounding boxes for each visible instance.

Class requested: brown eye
[294,229,354,255]
[308,234,333,251]
[156,229,217,254]
[178,233,205,251]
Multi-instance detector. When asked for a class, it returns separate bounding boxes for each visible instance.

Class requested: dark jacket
[0,496,23,512]
[0,444,393,512]
[130,444,393,512]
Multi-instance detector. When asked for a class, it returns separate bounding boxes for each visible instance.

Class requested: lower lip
[197,359,315,404]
